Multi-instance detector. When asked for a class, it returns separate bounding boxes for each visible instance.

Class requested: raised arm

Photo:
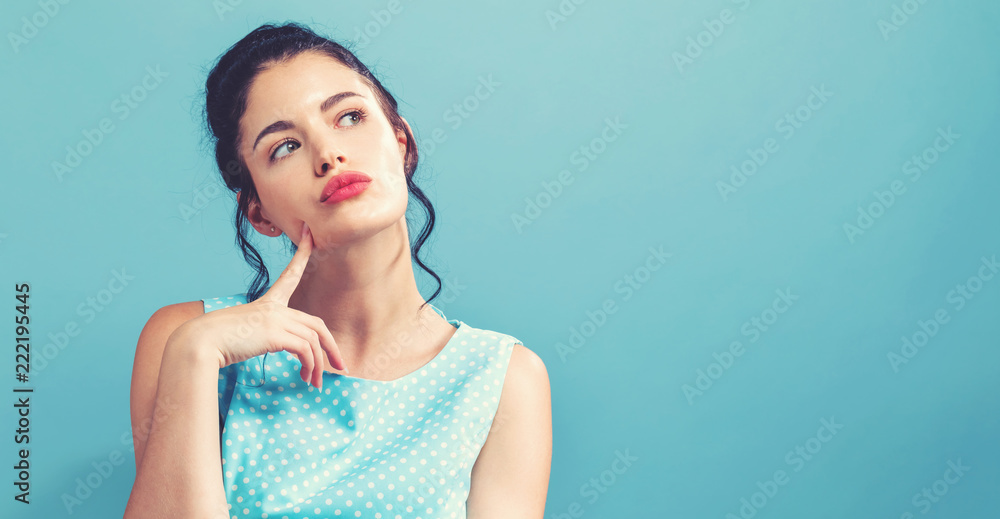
[125,222,346,517]
[124,302,230,518]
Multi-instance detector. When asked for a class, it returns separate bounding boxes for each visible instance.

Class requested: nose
[314,137,346,176]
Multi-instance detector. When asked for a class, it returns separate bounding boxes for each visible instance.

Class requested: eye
[338,109,367,127]
[271,139,299,161]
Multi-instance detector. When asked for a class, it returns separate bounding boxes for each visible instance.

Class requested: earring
[270,227,276,232]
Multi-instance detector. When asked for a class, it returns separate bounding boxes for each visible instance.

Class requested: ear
[238,190,282,236]
[396,117,413,160]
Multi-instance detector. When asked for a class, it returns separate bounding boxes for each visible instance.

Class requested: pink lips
[320,172,372,204]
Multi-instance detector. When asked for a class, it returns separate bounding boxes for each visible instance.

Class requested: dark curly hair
[202,21,442,309]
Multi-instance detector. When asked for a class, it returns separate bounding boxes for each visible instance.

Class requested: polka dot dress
[204,294,519,519]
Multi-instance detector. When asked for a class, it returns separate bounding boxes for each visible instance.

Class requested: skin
[129,50,551,517]
[238,51,439,372]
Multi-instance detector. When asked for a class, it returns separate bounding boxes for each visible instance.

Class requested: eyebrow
[251,91,363,151]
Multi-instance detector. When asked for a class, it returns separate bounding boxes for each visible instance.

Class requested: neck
[286,218,437,371]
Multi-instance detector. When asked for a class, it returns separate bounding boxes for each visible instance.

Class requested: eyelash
[268,108,369,163]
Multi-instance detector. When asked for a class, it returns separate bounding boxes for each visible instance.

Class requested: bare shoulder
[132,299,206,383]
[492,340,551,432]
[142,300,206,338]
[129,300,206,469]
[133,300,206,373]
[507,342,550,392]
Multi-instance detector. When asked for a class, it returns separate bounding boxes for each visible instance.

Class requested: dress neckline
[322,303,464,384]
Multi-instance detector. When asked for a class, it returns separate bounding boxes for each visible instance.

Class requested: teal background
[2,0,999,517]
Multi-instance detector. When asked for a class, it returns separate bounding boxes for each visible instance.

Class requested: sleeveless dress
[204,294,520,519]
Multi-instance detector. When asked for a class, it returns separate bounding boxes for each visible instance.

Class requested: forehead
[242,51,373,128]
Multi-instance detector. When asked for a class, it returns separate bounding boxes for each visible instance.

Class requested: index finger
[262,221,313,305]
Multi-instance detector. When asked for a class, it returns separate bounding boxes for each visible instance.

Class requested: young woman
[125,22,551,518]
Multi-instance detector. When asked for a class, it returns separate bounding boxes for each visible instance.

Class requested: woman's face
[238,50,410,248]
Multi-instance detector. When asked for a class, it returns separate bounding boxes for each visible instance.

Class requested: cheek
[379,157,409,195]
[254,179,295,215]
[371,124,404,165]
[363,131,407,185]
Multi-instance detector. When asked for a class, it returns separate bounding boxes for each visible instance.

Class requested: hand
[175,222,346,389]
